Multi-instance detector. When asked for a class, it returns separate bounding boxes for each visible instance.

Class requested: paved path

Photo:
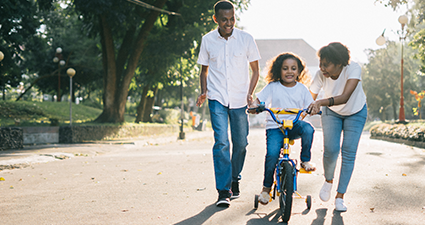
[1,128,425,224]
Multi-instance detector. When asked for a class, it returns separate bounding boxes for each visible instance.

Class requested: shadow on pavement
[310,208,344,225]
[173,204,228,225]
[245,209,282,224]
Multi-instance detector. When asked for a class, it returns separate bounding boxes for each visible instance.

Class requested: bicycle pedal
[299,168,312,174]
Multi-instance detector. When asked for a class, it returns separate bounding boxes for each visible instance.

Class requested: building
[255,39,319,77]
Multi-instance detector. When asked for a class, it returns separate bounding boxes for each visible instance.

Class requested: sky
[237,0,410,63]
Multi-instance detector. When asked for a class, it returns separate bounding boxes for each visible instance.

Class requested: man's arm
[247,60,260,106]
[196,65,209,107]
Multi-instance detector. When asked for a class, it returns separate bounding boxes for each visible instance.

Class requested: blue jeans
[321,104,367,194]
[263,120,315,188]
[208,100,249,193]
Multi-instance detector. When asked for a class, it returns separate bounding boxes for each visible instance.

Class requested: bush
[370,123,425,141]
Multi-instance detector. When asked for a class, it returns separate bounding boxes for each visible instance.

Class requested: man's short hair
[214,0,234,15]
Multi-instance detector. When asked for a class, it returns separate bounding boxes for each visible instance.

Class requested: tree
[72,0,250,123]
[0,0,47,100]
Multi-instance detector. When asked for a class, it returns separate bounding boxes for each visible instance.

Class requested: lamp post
[53,47,65,102]
[67,68,76,125]
[178,59,185,140]
[376,15,408,123]
[0,51,4,100]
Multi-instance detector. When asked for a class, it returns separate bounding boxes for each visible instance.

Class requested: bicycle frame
[250,102,308,195]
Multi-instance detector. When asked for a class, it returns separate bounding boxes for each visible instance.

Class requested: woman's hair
[265,52,311,85]
[317,42,351,66]
[214,1,234,15]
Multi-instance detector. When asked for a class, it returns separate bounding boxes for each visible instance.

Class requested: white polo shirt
[197,28,261,109]
[310,62,367,115]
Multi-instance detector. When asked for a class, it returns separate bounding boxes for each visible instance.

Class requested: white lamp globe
[376,36,386,46]
[67,68,76,77]
[56,47,62,54]
[0,51,4,61]
[398,15,408,25]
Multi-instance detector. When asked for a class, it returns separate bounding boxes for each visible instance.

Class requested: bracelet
[328,97,334,106]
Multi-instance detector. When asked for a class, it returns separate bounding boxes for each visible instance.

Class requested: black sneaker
[216,191,231,207]
[231,181,240,199]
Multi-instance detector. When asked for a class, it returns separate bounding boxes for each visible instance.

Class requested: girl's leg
[337,105,367,194]
[321,107,343,181]
[288,120,315,162]
[263,128,283,188]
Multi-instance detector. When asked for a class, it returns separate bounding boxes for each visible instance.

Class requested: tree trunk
[143,86,158,122]
[95,0,168,123]
[135,85,150,123]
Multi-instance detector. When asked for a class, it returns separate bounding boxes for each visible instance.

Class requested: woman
[308,42,367,212]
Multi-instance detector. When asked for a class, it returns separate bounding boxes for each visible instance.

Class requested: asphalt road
[1,128,425,225]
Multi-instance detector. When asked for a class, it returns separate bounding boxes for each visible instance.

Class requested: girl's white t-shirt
[310,62,366,116]
[256,81,314,129]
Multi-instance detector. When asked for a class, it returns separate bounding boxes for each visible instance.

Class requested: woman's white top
[310,62,366,116]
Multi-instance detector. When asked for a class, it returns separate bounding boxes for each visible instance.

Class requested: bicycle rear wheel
[279,161,294,222]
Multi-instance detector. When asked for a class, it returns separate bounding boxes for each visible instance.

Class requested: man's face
[213,8,235,39]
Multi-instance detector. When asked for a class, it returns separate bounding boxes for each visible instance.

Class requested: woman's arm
[308,79,359,114]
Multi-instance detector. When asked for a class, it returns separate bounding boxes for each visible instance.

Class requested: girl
[250,52,316,205]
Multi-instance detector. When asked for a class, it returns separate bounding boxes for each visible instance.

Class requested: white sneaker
[335,198,347,212]
[319,181,332,202]
[258,191,271,205]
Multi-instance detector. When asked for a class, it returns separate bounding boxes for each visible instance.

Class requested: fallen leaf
[157,172,162,175]
[0,177,5,181]
[122,209,129,212]
[370,208,375,212]
[402,173,407,176]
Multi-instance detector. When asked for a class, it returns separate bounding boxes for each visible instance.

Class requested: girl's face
[280,58,299,87]
[319,58,343,80]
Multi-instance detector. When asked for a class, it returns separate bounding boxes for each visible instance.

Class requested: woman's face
[280,58,299,87]
[319,58,342,80]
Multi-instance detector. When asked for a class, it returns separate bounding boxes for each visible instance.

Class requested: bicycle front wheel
[279,161,294,222]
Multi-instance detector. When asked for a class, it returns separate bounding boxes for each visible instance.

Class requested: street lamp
[67,68,76,125]
[376,15,409,123]
[53,47,65,102]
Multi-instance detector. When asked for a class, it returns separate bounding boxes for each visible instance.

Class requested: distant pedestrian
[196,0,261,207]
[307,42,367,212]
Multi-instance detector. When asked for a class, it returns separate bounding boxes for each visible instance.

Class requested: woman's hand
[308,101,322,115]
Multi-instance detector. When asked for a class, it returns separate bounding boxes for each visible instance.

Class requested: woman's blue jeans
[263,120,314,188]
[208,100,249,193]
[321,104,367,194]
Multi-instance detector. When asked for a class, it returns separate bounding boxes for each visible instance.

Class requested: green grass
[0,101,136,127]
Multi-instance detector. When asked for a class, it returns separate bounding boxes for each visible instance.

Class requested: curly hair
[265,52,311,85]
[317,42,350,66]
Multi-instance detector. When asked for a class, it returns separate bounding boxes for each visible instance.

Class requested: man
[196,0,261,207]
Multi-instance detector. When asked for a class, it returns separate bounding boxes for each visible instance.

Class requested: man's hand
[247,94,253,106]
[196,93,207,107]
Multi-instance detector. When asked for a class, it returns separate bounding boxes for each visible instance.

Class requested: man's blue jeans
[321,104,367,194]
[263,120,314,188]
[208,100,249,193]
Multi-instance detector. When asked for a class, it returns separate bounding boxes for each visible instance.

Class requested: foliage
[363,38,423,121]
[21,2,103,101]
[370,122,425,141]
[0,100,135,127]
[0,0,47,98]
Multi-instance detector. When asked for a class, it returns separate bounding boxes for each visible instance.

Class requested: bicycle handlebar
[248,102,321,125]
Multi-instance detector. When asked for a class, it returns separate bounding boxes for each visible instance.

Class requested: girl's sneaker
[258,187,271,205]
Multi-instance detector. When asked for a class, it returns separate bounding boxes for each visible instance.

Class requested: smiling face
[319,58,343,80]
[280,58,299,87]
[213,8,235,40]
